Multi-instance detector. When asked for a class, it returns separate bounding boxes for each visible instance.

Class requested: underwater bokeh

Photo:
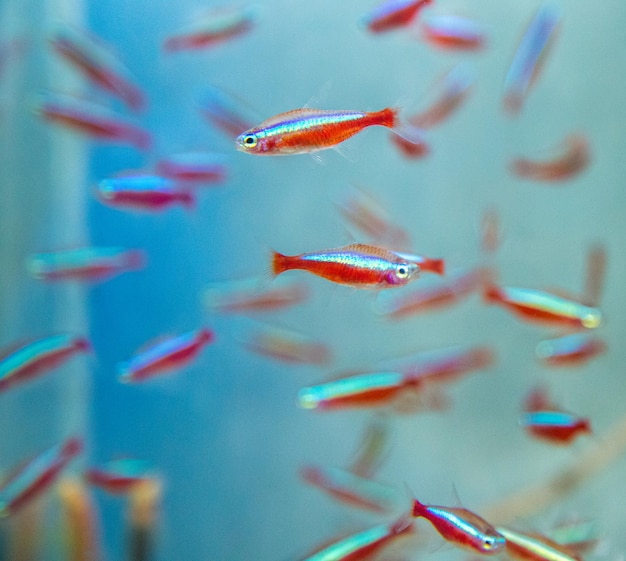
[1,0,626,560]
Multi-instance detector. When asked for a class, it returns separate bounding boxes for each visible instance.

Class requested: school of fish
[0,0,623,560]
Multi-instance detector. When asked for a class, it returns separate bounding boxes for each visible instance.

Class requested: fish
[236,107,422,156]
[411,496,505,554]
[481,207,502,254]
[300,465,398,513]
[519,411,591,445]
[535,333,606,367]
[163,5,256,52]
[156,152,228,184]
[406,64,474,129]
[484,284,602,329]
[497,526,583,561]
[0,438,82,517]
[203,277,308,314]
[240,325,330,365]
[503,3,561,115]
[361,0,432,33]
[86,458,154,494]
[49,24,145,111]
[34,92,151,149]
[26,247,146,282]
[376,267,491,319]
[198,85,254,138]
[510,134,590,182]
[420,16,486,50]
[298,371,414,410]
[301,515,413,561]
[0,334,90,393]
[335,184,411,249]
[95,173,195,211]
[271,243,419,288]
[389,130,430,159]
[118,328,214,383]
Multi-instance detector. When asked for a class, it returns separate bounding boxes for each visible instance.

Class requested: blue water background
[2,0,626,560]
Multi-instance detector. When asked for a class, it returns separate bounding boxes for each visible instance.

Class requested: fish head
[384,261,419,287]
[235,128,271,154]
[476,531,506,554]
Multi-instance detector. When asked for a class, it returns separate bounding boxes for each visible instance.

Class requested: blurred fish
[271,243,419,288]
[58,478,102,561]
[361,0,432,33]
[519,410,591,445]
[376,267,491,319]
[394,345,495,386]
[548,519,601,554]
[236,107,423,156]
[497,526,583,561]
[350,415,390,478]
[420,16,486,50]
[523,385,557,412]
[510,134,590,182]
[86,458,154,494]
[336,184,411,249]
[392,251,444,275]
[484,284,602,329]
[95,173,195,212]
[535,333,606,367]
[583,243,606,307]
[299,371,415,410]
[300,515,414,561]
[0,438,82,517]
[163,5,256,52]
[118,328,214,383]
[49,24,145,111]
[411,496,505,554]
[27,247,146,282]
[0,334,90,393]
[198,85,254,138]
[156,152,228,184]
[34,92,151,149]
[240,325,330,365]
[389,129,430,159]
[503,3,561,115]
[407,64,474,129]
[300,464,399,513]
[203,277,308,314]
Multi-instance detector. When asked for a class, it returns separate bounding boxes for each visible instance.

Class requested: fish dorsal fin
[303,80,333,109]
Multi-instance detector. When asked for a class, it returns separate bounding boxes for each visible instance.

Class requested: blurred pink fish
[86,458,154,494]
[164,5,256,52]
[156,152,228,184]
[119,328,214,383]
[535,333,606,367]
[420,16,486,50]
[241,325,330,365]
[361,0,432,33]
[408,64,474,129]
[0,334,90,393]
[27,247,146,282]
[34,92,151,149]
[510,134,590,182]
[0,438,82,517]
[49,24,146,111]
[503,3,561,115]
[96,172,194,212]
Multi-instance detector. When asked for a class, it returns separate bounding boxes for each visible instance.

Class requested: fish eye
[396,264,410,278]
[242,134,257,149]
[482,536,496,549]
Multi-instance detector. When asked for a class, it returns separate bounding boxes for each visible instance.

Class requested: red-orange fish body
[272,243,419,288]
[237,108,400,155]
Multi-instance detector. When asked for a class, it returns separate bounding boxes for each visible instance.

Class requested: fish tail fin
[124,250,147,272]
[73,337,92,353]
[430,258,445,275]
[197,328,215,346]
[62,437,83,458]
[271,250,289,277]
[180,191,196,210]
[483,282,502,304]
[390,114,429,156]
